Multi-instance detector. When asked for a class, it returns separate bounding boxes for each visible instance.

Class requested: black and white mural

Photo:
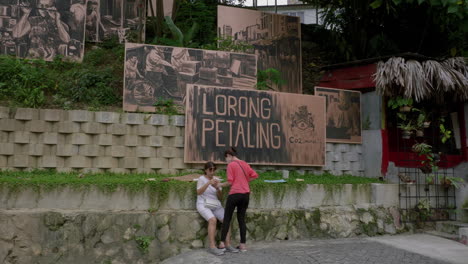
[123,43,257,112]
[0,0,86,61]
[85,0,145,43]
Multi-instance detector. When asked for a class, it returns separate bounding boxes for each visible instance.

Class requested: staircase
[425,221,468,246]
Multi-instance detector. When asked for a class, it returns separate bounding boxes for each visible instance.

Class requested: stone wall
[0,107,187,174]
[0,206,405,263]
[0,107,366,175]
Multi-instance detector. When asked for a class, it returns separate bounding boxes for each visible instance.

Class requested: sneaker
[236,246,247,252]
[224,245,239,253]
[208,247,225,256]
[218,246,226,252]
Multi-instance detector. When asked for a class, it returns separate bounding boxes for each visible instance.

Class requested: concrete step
[424,230,459,241]
[435,221,468,235]
[459,228,468,246]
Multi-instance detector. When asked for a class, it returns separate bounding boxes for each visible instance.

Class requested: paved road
[162,234,468,264]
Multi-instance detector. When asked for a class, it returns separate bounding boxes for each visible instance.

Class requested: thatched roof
[374,57,468,102]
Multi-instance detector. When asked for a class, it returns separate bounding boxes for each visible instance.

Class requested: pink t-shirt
[227,160,258,195]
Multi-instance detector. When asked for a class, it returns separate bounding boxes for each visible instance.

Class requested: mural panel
[86,0,145,43]
[315,86,362,144]
[124,43,257,112]
[218,5,302,94]
[0,0,86,61]
[185,85,325,166]
[148,0,173,17]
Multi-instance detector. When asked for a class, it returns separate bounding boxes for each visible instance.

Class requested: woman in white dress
[196,161,238,256]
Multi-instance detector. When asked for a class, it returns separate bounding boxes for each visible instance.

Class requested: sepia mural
[218,5,302,94]
[315,87,362,144]
[0,0,86,61]
[123,43,257,112]
[148,0,173,17]
[185,85,326,166]
[86,0,145,43]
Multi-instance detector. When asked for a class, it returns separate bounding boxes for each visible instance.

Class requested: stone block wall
[0,107,365,175]
[0,206,405,263]
[0,107,189,174]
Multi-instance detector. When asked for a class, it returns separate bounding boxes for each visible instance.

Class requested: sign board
[185,85,326,166]
[124,43,257,112]
[315,87,362,144]
[218,5,302,94]
[1,0,86,61]
[86,0,145,43]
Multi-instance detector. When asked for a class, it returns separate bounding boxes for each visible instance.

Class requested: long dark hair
[224,147,237,157]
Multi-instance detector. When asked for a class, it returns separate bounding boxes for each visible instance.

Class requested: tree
[307,0,468,61]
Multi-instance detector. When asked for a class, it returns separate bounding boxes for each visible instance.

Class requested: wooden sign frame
[185,85,326,166]
[314,86,362,144]
[123,43,257,112]
[218,5,302,94]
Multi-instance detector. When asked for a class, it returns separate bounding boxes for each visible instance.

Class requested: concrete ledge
[0,183,397,211]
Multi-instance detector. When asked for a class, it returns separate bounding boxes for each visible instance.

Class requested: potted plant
[388,96,413,112]
[412,142,440,174]
[415,198,432,221]
[415,110,426,137]
[398,121,415,139]
[412,142,432,155]
[426,174,435,185]
[440,176,465,189]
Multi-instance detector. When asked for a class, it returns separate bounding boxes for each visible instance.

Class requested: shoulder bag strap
[234,160,248,180]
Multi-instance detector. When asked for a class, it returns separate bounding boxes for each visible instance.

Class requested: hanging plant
[388,96,413,112]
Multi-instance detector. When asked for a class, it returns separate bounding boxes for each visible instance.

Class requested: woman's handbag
[204,197,221,209]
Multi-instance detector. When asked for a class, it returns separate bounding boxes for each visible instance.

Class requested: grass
[0,169,383,189]
[0,170,385,206]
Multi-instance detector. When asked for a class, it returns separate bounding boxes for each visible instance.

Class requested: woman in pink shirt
[220,147,258,252]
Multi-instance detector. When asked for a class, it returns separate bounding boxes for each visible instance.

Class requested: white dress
[196,175,225,221]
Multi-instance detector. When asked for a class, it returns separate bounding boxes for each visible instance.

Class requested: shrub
[0,42,124,109]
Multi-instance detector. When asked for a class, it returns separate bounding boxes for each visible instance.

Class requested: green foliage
[412,142,438,171]
[0,43,124,109]
[462,199,468,209]
[147,207,157,214]
[387,96,413,110]
[415,198,432,221]
[0,170,383,189]
[151,16,199,47]
[146,0,217,48]
[135,236,154,254]
[439,122,452,144]
[202,36,254,53]
[397,120,416,131]
[312,0,468,61]
[443,176,465,189]
[362,115,372,130]
[153,97,179,115]
[412,142,432,155]
[256,68,286,91]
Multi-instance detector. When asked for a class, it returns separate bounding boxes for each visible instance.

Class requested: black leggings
[221,193,250,243]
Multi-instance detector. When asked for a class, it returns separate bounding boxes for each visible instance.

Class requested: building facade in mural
[85,0,145,43]
[124,43,257,112]
[185,85,325,166]
[218,5,302,94]
[0,0,86,61]
[315,87,362,144]
[148,0,173,17]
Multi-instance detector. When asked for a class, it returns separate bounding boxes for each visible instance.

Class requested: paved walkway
[162,234,468,264]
